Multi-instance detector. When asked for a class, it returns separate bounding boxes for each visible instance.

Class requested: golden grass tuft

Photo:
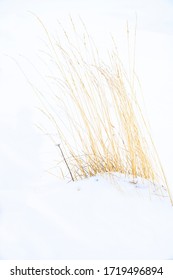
[33,17,172,203]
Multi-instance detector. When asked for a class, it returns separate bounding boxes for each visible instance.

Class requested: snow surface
[0,174,173,260]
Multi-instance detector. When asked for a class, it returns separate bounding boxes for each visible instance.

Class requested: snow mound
[0,174,173,260]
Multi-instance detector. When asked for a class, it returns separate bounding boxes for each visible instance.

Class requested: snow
[0,174,173,260]
[1,0,173,260]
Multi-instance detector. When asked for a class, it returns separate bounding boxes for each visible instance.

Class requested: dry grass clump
[34,17,171,201]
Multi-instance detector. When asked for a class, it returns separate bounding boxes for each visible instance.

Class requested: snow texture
[0,174,173,260]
